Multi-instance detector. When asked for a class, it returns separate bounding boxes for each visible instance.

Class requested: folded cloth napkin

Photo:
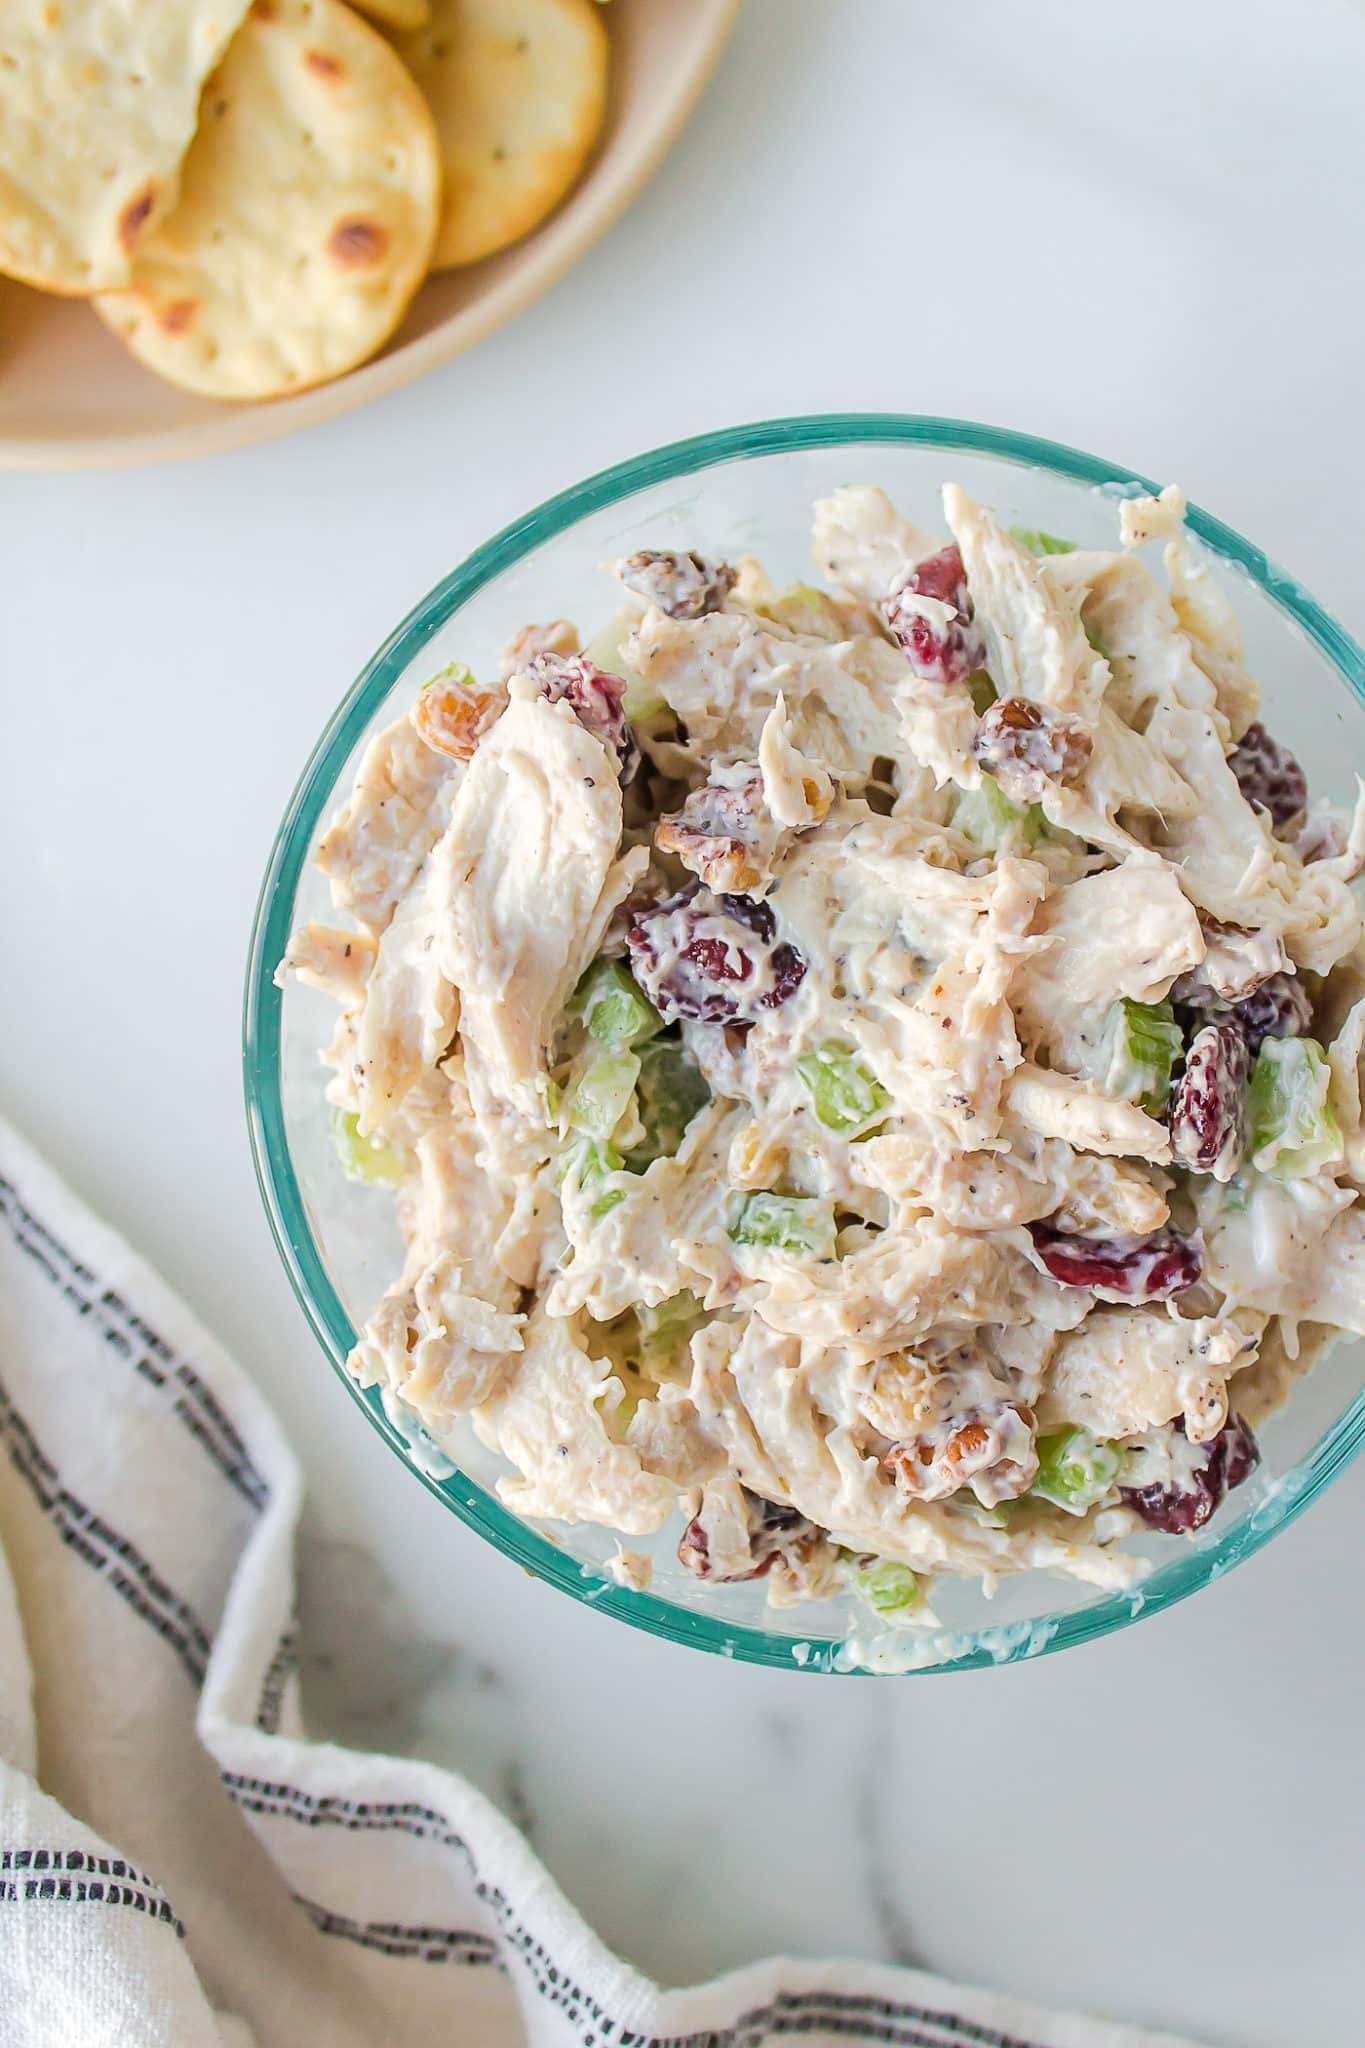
[0,1116,1204,2048]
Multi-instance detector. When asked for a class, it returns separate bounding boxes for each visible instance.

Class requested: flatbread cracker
[394,0,608,270]
[0,0,253,294]
[93,0,441,401]
[351,0,431,29]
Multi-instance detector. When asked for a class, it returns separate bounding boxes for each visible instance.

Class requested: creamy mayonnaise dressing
[283,484,1365,1626]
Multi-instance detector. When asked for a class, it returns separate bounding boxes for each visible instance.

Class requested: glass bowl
[244,414,1365,1674]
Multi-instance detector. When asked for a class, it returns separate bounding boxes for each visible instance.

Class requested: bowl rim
[243,411,1365,1674]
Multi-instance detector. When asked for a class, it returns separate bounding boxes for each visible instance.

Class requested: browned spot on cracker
[44,2,63,28]
[159,299,197,336]
[252,0,278,20]
[305,46,343,79]
[328,216,388,268]
[118,179,157,251]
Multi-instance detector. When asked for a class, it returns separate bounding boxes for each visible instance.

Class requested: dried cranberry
[626,885,805,1025]
[881,544,985,687]
[1178,972,1312,1055]
[1122,1415,1260,1535]
[676,935,751,1003]
[528,652,639,782]
[678,1488,813,1581]
[677,1515,718,1577]
[714,896,807,1009]
[656,767,768,894]
[598,873,672,959]
[1168,1024,1250,1176]
[677,1516,704,1567]
[972,695,1092,802]
[718,892,775,941]
[1226,975,1313,1052]
[1030,1225,1202,1301]
[907,544,971,608]
[1228,721,1308,832]
[764,943,807,1009]
[615,549,736,620]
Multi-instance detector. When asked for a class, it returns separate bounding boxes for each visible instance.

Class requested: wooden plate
[0,0,740,471]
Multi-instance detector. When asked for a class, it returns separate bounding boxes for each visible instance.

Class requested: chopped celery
[537,1076,563,1127]
[622,676,666,722]
[565,1048,640,1141]
[796,1040,889,1134]
[332,1109,404,1187]
[597,1380,641,1436]
[1008,526,1077,557]
[853,1558,921,1614]
[761,582,845,639]
[970,1497,1022,1529]
[1030,1427,1122,1514]
[623,1040,710,1169]
[559,1137,625,1224]
[582,614,665,720]
[558,1136,627,1219]
[637,1290,705,1372]
[1097,997,1182,1114]
[420,658,476,692]
[953,774,1043,852]
[1247,1037,1341,1179]
[572,958,662,1049]
[559,1136,623,1184]
[730,1192,837,1260]
[967,668,998,715]
[1085,625,1112,660]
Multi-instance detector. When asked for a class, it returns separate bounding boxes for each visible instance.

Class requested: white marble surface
[6,2,1365,2041]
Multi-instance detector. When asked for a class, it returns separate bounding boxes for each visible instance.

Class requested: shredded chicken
[282,478,1365,1623]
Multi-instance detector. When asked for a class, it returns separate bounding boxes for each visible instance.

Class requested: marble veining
[851,1709,921,1970]
[298,1535,466,1753]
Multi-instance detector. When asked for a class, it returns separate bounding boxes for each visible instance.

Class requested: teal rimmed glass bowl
[244,414,1365,1673]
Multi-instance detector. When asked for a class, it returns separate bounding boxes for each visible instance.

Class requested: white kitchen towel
[0,1116,1204,2048]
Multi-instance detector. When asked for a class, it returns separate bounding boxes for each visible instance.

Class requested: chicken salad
[281,480,1365,1628]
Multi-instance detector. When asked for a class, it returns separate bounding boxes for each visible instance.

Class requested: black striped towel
[0,1118,1203,2048]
